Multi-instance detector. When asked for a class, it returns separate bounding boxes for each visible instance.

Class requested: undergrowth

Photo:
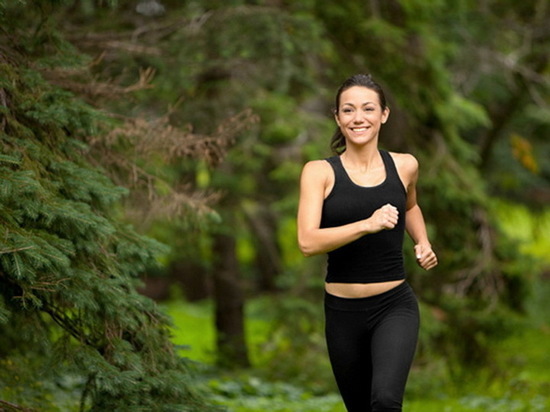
[162,278,550,412]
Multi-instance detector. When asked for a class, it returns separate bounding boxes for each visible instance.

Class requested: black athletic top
[320,150,407,283]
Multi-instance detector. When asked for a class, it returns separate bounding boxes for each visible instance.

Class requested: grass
[161,296,273,366]
[163,298,216,363]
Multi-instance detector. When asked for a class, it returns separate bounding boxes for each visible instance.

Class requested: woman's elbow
[301,248,315,258]
[298,242,313,257]
[298,235,317,257]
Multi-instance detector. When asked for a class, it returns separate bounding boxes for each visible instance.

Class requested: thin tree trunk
[212,231,250,368]
[244,206,282,292]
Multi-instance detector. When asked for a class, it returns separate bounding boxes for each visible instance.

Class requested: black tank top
[321,150,407,283]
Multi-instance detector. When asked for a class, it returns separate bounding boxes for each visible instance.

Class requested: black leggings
[324,281,419,412]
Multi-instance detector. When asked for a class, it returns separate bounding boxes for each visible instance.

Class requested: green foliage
[0,352,83,410]
[209,375,344,412]
[251,295,334,393]
[2,0,549,407]
[163,293,550,412]
[491,200,550,263]
[174,0,549,382]
[0,11,218,412]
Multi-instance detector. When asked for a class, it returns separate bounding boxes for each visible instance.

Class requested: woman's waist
[325,279,405,299]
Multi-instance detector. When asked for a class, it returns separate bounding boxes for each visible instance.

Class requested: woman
[297,74,438,411]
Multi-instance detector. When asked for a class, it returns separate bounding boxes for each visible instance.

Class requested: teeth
[352,127,367,131]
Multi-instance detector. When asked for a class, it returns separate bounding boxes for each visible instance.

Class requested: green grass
[161,296,274,366]
[162,299,216,363]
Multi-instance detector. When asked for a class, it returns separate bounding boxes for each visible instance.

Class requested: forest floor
[164,279,550,412]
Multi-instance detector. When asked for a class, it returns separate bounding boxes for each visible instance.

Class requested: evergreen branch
[28,277,70,292]
[130,190,220,225]
[80,40,161,56]
[39,67,156,100]
[65,13,212,46]
[0,399,37,412]
[96,108,257,166]
[80,373,96,412]
[42,303,96,348]
[66,31,162,55]
[0,246,34,254]
[82,110,259,221]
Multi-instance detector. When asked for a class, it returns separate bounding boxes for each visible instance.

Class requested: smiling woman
[297,73,437,412]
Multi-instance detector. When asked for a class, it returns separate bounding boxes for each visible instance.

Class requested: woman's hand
[414,244,438,270]
[368,203,399,232]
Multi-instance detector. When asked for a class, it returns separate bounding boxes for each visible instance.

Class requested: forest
[0,0,549,411]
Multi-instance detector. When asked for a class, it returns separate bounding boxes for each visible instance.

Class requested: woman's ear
[334,111,341,127]
[381,107,390,124]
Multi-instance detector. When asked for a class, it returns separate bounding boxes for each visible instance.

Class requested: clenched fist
[369,203,399,232]
[414,244,438,270]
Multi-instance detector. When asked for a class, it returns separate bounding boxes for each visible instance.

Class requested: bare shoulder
[388,152,419,176]
[301,159,333,179]
[300,159,334,196]
[388,152,419,189]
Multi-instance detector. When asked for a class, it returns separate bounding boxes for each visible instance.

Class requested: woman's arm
[297,160,398,257]
[406,204,437,270]
[395,153,438,270]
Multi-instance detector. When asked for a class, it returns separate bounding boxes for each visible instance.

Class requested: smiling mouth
[351,127,368,132]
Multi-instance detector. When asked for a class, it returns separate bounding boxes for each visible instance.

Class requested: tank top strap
[380,150,406,193]
[324,156,347,182]
[379,150,398,180]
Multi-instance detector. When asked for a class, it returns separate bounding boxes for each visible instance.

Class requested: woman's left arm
[395,153,438,271]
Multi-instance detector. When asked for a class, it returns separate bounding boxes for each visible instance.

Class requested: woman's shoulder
[387,151,419,185]
[301,158,335,182]
[387,151,418,173]
[302,158,335,172]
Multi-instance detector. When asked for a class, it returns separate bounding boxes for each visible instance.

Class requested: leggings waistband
[324,281,414,311]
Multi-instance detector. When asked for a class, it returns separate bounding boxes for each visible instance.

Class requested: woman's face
[335,86,389,147]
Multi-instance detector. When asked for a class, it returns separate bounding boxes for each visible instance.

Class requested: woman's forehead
[340,87,380,106]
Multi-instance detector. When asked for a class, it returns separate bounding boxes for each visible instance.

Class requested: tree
[0,2,222,410]
[151,1,330,367]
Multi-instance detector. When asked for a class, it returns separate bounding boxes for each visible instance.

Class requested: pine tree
[0,6,219,412]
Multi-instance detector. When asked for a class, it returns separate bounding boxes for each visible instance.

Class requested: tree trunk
[212,232,250,368]
[169,260,211,302]
[244,206,282,292]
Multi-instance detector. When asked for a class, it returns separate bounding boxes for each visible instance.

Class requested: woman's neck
[341,144,381,172]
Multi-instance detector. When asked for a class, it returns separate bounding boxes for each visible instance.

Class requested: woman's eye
[342,109,353,113]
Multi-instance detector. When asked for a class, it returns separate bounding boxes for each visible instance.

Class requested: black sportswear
[320,150,407,283]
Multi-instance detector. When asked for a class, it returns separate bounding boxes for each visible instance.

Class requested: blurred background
[0,0,549,411]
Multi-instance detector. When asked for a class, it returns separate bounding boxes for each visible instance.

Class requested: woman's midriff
[325,279,405,298]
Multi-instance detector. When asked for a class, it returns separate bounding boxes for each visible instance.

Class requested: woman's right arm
[297,160,398,257]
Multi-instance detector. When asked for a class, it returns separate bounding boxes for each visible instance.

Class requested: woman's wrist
[360,218,373,235]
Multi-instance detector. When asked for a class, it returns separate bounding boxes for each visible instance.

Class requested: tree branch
[0,399,37,412]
